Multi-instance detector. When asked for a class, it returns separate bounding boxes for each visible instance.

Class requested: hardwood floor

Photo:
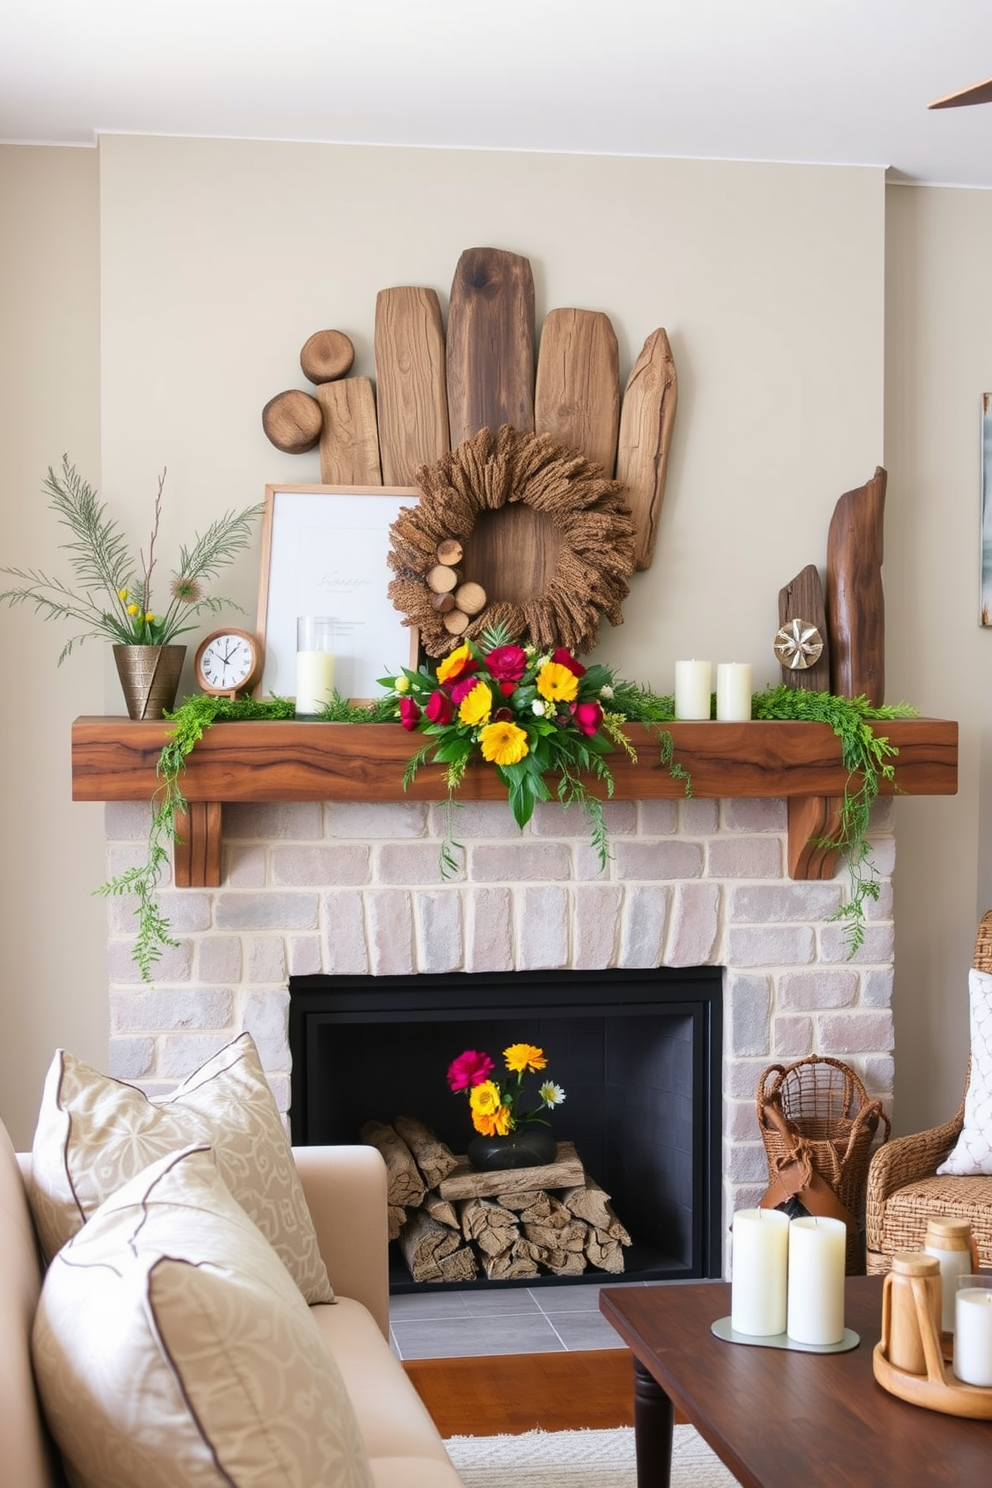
[404,1349,636,1436]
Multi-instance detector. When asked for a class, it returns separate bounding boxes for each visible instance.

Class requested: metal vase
[113,644,186,720]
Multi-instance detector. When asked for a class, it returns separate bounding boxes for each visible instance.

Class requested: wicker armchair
[864,909,992,1274]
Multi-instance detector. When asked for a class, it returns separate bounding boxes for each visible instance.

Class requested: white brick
[866,837,896,876]
[107,1038,155,1080]
[376,841,458,885]
[241,990,290,1071]
[466,888,513,972]
[415,892,464,973]
[574,836,615,881]
[225,844,267,887]
[322,891,369,974]
[325,802,427,838]
[107,938,193,983]
[818,921,895,965]
[104,801,153,840]
[729,882,843,923]
[273,844,369,886]
[431,800,520,838]
[778,970,858,1011]
[666,881,720,965]
[723,1056,772,1101]
[638,800,678,835]
[773,1015,814,1058]
[156,892,212,932]
[196,935,242,983]
[726,925,815,967]
[287,935,322,975]
[706,837,783,879]
[367,889,414,975]
[614,841,702,881]
[531,799,637,838]
[722,799,787,832]
[619,885,669,968]
[247,937,287,983]
[818,1011,894,1054]
[157,1033,233,1080]
[517,886,569,969]
[680,798,719,834]
[224,802,322,839]
[215,893,318,931]
[861,969,894,1008]
[863,1056,895,1099]
[572,884,623,968]
[727,974,771,1056]
[726,1142,771,1183]
[725,1098,762,1141]
[470,842,571,882]
[110,988,232,1032]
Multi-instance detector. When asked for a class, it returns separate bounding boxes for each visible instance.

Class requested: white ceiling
[5,0,992,189]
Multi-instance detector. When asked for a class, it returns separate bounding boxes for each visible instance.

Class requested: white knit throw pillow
[937,968,992,1175]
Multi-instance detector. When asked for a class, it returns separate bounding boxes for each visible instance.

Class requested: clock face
[195,630,262,695]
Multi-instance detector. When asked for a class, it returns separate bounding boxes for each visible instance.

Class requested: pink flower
[399,696,421,731]
[552,647,586,678]
[426,690,453,725]
[450,676,482,707]
[571,700,603,736]
[447,1049,495,1092]
[485,645,528,684]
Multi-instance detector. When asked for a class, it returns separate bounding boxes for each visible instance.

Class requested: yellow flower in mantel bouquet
[0,456,262,660]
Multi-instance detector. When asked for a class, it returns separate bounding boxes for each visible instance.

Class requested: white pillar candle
[296,616,336,716]
[674,660,712,720]
[730,1208,790,1337]
[786,1216,846,1345]
[953,1283,992,1386]
[716,663,752,722]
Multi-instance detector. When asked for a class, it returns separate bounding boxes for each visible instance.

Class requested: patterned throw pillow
[937,968,992,1175]
[29,1032,333,1303]
[32,1146,373,1488]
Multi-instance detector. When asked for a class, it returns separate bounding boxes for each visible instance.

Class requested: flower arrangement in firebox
[447,1043,566,1136]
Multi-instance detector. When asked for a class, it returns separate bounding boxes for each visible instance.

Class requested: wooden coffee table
[600,1277,992,1486]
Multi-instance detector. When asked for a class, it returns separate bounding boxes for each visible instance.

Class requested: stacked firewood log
[359,1116,632,1283]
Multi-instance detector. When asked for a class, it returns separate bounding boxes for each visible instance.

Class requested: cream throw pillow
[29,1032,333,1303]
[937,967,992,1175]
[32,1146,373,1488]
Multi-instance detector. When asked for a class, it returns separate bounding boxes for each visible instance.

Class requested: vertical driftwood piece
[445,247,535,447]
[374,287,451,485]
[615,328,679,571]
[534,308,620,475]
[778,564,831,691]
[826,467,886,705]
[316,376,382,485]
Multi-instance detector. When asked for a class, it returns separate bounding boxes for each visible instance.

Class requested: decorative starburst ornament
[773,618,824,670]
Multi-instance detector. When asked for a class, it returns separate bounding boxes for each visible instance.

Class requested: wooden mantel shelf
[71,716,958,889]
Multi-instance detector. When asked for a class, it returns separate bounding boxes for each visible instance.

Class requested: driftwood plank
[316,376,382,485]
[446,246,535,447]
[534,308,620,475]
[777,563,831,692]
[826,466,886,705]
[438,1142,585,1200]
[374,287,450,485]
[615,327,678,571]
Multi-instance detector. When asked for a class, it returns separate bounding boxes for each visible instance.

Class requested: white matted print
[256,485,419,702]
[983,396,992,625]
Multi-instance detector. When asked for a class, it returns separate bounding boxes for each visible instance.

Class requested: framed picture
[256,484,420,703]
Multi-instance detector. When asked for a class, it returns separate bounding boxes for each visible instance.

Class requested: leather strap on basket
[758,1098,857,1230]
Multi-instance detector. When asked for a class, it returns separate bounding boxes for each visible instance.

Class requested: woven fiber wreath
[387,424,637,657]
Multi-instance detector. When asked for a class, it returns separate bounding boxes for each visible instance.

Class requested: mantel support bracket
[173,802,223,888]
[787,796,845,880]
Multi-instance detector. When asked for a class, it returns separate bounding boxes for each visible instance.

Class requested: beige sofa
[0,1117,464,1488]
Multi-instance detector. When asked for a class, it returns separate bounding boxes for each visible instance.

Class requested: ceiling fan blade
[929,74,992,109]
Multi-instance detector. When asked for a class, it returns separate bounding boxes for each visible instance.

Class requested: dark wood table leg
[633,1357,674,1488]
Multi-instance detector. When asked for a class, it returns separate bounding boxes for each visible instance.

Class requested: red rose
[485,645,528,684]
[426,690,453,725]
[499,681,516,697]
[552,647,586,678]
[572,700,603,736]
[399,696,421,731]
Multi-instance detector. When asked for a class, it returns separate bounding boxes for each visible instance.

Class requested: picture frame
[256,484,420,704]
[983,396,992,626]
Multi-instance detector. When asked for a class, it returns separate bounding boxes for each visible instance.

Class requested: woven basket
[757,1055,891,1273]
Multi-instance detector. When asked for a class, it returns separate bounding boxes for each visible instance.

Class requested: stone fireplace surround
[102,790,896,1271]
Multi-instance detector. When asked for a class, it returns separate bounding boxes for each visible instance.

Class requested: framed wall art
[256,484,419,703]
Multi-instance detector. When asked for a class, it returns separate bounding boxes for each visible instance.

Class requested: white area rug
[444,1424,739,1487]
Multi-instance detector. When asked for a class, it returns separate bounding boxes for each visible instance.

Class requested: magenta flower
[552,647,586,678]
[571,700,603,736]
[426,689,454,725]
[485,645,528,684]
[447,1049,495,1092]
[399,696,421,731]
[450,675,482,707]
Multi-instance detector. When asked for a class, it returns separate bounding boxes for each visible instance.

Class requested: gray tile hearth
[388,1281,633,1359]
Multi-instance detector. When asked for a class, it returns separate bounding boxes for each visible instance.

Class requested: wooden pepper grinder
[883,1252,943,1376]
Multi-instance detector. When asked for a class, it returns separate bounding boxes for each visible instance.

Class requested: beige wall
[0,145,106,1148]
[21,133,966,1148]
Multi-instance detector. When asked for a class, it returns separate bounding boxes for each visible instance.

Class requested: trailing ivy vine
[101,682,916,980]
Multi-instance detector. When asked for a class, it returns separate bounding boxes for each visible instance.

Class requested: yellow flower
[469,1083,512,1136]
[536,661,579,703]
[126,602,140,616]
[394,676,410,694]
[472,1104,512,1136]
[479,720,529,766]
[144,612,155,623]
[504,1043,547,1074]
[437,642,473,685]
[469,1080,502,1117]
[458,681,492,727]
[117,587,129,602]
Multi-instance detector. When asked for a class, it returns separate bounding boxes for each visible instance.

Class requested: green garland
[101,683,916,980]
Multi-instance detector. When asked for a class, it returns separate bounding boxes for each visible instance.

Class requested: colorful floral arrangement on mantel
[102,626,917,979]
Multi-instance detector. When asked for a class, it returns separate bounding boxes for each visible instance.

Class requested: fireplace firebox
[289,965,722,1290]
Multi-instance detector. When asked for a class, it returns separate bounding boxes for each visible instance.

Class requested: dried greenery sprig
[0,456,263,659]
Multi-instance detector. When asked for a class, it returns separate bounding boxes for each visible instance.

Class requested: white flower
[600,684,614,699]
[532,698,549,716]
[538,1081,566,1107]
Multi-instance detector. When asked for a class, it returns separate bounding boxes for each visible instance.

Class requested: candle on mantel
[786,1216,846,1345]
[716,662,752,722]
[674,660,712,720]
[730,1208,789,1337]
[295,616,336,717]
[953,1280,992,1387]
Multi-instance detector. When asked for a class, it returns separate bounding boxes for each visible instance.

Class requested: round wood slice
[443,609,470,636]
[454,581,487,616]
[300,329,355,384]
[427,564,461,595]
[261,389,323,453]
